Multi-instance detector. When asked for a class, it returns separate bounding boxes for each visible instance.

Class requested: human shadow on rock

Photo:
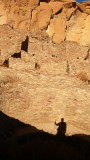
[0,111,90,160]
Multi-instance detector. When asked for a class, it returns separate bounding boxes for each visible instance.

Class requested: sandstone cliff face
[0,0,90,136]
[0,1,7,25]
[0,0,90,46]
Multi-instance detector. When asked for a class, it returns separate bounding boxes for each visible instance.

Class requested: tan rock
[66,6,90,46]
[28,36,89,64]
[53,19,66,43]
[0,25,28,65]
[0,0,90,137]
[29,0,39,9]
[78,1,90,14]
[1,0,39,29]
[48,1,63,15]
[46,12,66,43]
[7,5,31,29]
[0,20,90,136]
[1,0,39,8]
[30,2,52,32]
[40,61,67,74]
[1,65,90,135]
[81,15,90,46]
[66,10,87,45]
[0,0,89,47]
[64,2,77,20]
[69,61,90,80]
[0,3,6,25]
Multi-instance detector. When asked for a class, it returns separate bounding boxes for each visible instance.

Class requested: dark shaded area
[84,50,89,60]
[0,111,90,160]
[56,8,62,15]
[72,2,76,8]
[88,80,90,84]
[11,36,29,59]
[35,63,38,69]
[12,52,21,58]
[35,63,40,69]
[40,0,50,2]
[21,36,29,52]
[0,111,40,141]
[77,6,84,12]
[2,60,9,67]
[52,55,57,58]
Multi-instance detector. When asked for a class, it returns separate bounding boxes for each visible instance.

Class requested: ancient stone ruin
[0,0,90,136]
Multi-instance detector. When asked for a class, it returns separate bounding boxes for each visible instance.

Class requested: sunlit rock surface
[0,0,90,136]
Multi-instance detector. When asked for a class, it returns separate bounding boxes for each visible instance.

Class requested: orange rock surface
[0,0,90,136]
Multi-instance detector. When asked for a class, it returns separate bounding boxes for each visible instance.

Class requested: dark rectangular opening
[21,36,29,52]
[40,0,50,2]
[12,52,21,58]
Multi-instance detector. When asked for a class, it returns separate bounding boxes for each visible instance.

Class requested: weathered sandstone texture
[0,0,90,45]
[0,0,90,136]
[0,25,28,64]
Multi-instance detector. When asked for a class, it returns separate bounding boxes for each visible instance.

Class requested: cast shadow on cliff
[0,111,90,160]
[0,111,41,140]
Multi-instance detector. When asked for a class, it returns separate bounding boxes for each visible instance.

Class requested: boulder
[48,1,63,15]
[30,2,52,32]
[46,12,66,43]
[66,10,87,45]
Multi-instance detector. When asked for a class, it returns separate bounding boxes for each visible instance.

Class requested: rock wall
[0,25,89,78]
[0,0,90,46]
[0,0,90,135]
[0,25,28,64]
